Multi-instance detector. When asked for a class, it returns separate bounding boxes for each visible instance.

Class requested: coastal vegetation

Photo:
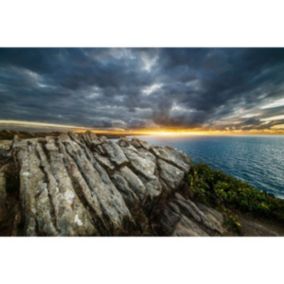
[188,163,284,233]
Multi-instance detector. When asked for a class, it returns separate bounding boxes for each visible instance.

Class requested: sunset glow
[1,120,283,136]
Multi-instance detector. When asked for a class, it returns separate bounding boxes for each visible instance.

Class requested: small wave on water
[141,135,284,199]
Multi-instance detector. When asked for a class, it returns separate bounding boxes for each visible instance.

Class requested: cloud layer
[0,48,284,130]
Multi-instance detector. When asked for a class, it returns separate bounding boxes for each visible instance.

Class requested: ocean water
[141,135,284,198]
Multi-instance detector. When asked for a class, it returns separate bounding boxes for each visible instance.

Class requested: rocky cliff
[0,132,283,236]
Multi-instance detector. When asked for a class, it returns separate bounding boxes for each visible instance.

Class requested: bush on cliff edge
[188,163,284,221]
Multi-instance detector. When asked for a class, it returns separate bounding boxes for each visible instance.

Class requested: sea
[141,135,284,199]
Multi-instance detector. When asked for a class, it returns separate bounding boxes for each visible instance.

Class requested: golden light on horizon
[78,127,284,137]
[0,120,284,136]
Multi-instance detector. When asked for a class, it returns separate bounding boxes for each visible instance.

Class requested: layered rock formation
[0,132,283,236]
[0,132,229,236]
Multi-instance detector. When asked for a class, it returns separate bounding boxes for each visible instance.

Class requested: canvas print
[0,48,284,236]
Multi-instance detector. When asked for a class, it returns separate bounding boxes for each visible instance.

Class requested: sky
[0,48,284,132]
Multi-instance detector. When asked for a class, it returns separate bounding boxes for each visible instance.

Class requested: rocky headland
[0,131,284,236]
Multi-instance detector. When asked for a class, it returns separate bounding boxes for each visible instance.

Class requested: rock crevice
[0,133,232,236]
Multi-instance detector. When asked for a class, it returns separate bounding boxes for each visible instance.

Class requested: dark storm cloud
[0,48,284,129]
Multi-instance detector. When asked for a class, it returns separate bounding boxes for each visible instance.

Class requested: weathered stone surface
[13,137,120,235]
[2,133,258,236]
[151,145,191,172]
[93,152,115,171]
[158,159,186,192]
[130,138,151,150]
[174,193,225,235]
[119,142,162,200]
[101,140,128,166]
[112,166,146,204]
[155,193,226,236]
[0,133,283,236]
[121,144,156,178]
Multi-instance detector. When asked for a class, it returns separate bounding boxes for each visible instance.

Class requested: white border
[0,0,284,47]
[1,1,284,283]
[0,237,283,284]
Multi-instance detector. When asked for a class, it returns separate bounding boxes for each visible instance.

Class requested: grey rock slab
[40,138,96,236]
[61,138,135,234]
[121,144,156,178]
[15,140,58,235]
[158,159,186,192]
[120,144,162,200]
[174,193,225,235]
[129,138,151,150]
[196,202,224,224]
[158,206,181,235]
[8,133,229,236]
[113,166,146,203]
[101,141,128,166]
[93,152,115,171]
[151,145,191,172]
[111,171,140,206]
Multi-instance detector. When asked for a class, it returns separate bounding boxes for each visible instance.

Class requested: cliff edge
[0,132,283,236]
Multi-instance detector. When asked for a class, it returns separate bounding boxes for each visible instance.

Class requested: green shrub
[188,163,284,221]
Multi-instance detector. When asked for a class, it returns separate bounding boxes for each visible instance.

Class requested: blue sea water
[141,135,284,198]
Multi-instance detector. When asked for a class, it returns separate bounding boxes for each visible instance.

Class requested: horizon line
[0,119,284,136]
